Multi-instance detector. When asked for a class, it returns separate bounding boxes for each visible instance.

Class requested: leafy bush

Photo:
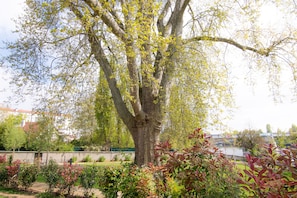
[58,163,83,196]
[238,144,297,197]
[98,163,150,198]
[18,165,39,190]
[82,155,92,162]
[154,128,242,197]
[113,155,119,161]
[6,159,21,188]
[72,156,77,163]
[97,156,105,162]
[80,165,99,197]
[41,159,60,192]
[0,163,8,186]
[123,153,132,161]
[0,154,6,163]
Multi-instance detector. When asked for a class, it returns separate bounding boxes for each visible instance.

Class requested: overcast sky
[0,0,297,132]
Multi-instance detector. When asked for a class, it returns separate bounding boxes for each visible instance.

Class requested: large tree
[3,0,297,165]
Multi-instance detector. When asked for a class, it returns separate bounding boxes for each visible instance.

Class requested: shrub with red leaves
[155,128,242,197]
[58,163,83,196]
[238,144,297,197]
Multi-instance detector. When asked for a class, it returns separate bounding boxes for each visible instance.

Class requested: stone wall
[0,151,134,164]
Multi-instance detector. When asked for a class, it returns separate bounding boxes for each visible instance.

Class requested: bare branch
[184,36,293,56]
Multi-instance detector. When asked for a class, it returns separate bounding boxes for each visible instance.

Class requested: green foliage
[41,159,60,192]
[82,155,93,162]
[236,129,264,156]
[18,165,39,190]
[79,165,99,197]
[238,144,297,197]
[113,155,119,162]
[72,156,77,163]
[155,128,242,197]
[98,129,242,197]
[98,163,150,198]
[97,156,105,162]
[123,153,132,161]
[0,115,26,151]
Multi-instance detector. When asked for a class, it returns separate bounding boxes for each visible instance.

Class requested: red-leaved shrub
[238,144,297,197]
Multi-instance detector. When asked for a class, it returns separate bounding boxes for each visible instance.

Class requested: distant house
[0,105,76,141]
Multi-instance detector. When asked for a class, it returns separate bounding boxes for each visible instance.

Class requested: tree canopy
[0,115,26,152]
[2,0,297,165]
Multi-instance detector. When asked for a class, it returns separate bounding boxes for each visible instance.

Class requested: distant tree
[266,124,272,133]
[94,70,133,149]
[236,129,264,156]
[0,115,26,152]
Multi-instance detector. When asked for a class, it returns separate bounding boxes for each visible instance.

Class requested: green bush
[113,155,119,161]
[98,156,105,162]
[0,164,8,186]
[18,165,39,190]
[41,159,60,192]
[98,163,148,198]
[123,153,132,161]
[154,128,243,197]
[82,155,92,162]
[71,156,77,163]
[80,165,99,197]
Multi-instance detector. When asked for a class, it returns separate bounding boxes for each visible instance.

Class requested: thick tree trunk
[132,118,161,166]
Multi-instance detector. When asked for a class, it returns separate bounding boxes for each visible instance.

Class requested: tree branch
[184,36,283,56]
[83,0,126,41]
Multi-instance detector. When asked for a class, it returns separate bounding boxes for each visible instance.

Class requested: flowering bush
[238,144,297,197]
[58,163,83,196]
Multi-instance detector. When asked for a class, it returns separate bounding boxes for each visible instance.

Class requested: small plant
[41,159,60,192]
[122,153,132,161]
[72,156,77,163]
[82,155,92,162]
[18,165,39,190]
[113,155,119,161]
[98,156,105,162]
[80,165,99,197]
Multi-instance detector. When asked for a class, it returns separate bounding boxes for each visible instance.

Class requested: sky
[0,1,297,132]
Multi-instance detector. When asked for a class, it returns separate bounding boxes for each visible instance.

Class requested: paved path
[0,182,104,198]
